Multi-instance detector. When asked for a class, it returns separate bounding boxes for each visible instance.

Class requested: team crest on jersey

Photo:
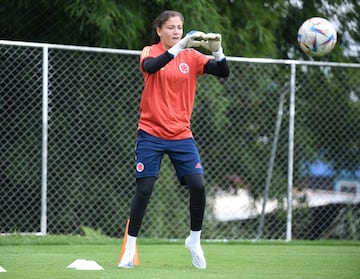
[136,162,144,172]
[179,62,189,74]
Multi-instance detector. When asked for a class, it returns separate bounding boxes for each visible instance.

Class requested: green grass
[0,235,359,279]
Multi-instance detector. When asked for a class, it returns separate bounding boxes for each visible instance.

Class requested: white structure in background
[213,186,360,222]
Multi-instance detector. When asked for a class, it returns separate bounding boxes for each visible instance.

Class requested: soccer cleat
[118,249,135,268]
[185,236,207,269]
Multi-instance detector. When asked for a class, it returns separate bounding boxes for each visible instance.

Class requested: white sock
[189,230,201,244]
[125,234,137,253]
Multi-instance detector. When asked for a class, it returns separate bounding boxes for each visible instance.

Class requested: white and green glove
[168,30,206,57]
[188,33,225,61]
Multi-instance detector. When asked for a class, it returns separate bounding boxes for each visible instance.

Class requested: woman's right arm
[142,52,173,73]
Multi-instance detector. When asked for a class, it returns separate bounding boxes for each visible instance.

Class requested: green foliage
[1,0,359,60]
[65,0,146,48]
[280,0,360,62]
[294,66,360,178]
[1,0,359,239]
[80,226,105,237]
[326,205,360,240]
[218,0,286,57]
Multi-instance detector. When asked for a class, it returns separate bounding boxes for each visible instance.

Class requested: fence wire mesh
[1,42,359,240]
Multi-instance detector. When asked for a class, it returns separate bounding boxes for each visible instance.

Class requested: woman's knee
[184,174,205,192]
[136,177,156,198]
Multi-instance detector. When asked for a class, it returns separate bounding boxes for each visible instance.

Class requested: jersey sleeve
[192,49,211,75]
[139,46,152,73]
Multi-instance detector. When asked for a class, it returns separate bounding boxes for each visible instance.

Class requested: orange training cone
[119,219,139,265]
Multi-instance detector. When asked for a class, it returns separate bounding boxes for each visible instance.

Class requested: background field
[0,235,359,279]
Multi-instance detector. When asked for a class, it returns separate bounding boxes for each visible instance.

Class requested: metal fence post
[40,46,49,235]
[286,63,296,241]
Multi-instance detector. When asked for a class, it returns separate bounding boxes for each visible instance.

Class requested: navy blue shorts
[134,130,204,185]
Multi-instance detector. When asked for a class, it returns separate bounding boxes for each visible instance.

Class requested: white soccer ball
[297,17,337,57]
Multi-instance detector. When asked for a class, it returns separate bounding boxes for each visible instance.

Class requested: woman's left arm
[203,59,230,78]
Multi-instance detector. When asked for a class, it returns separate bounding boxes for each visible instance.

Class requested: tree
[278,0,360,62]
[1,0,359,60]
[1,0,359,236]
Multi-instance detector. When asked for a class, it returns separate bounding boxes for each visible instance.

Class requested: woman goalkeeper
[119,10,230,269]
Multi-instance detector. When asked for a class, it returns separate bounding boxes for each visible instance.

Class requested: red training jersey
[138,42,210,140]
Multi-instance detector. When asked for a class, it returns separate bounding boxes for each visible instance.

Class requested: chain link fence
[1,41,359,240]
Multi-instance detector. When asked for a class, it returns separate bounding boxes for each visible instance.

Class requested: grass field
[0,234,359,279]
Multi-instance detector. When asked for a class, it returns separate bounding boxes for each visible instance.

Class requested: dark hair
[151,10,184,44]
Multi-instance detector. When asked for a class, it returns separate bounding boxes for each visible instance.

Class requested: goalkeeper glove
[168,30,206,57]
[189,33,226,61]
